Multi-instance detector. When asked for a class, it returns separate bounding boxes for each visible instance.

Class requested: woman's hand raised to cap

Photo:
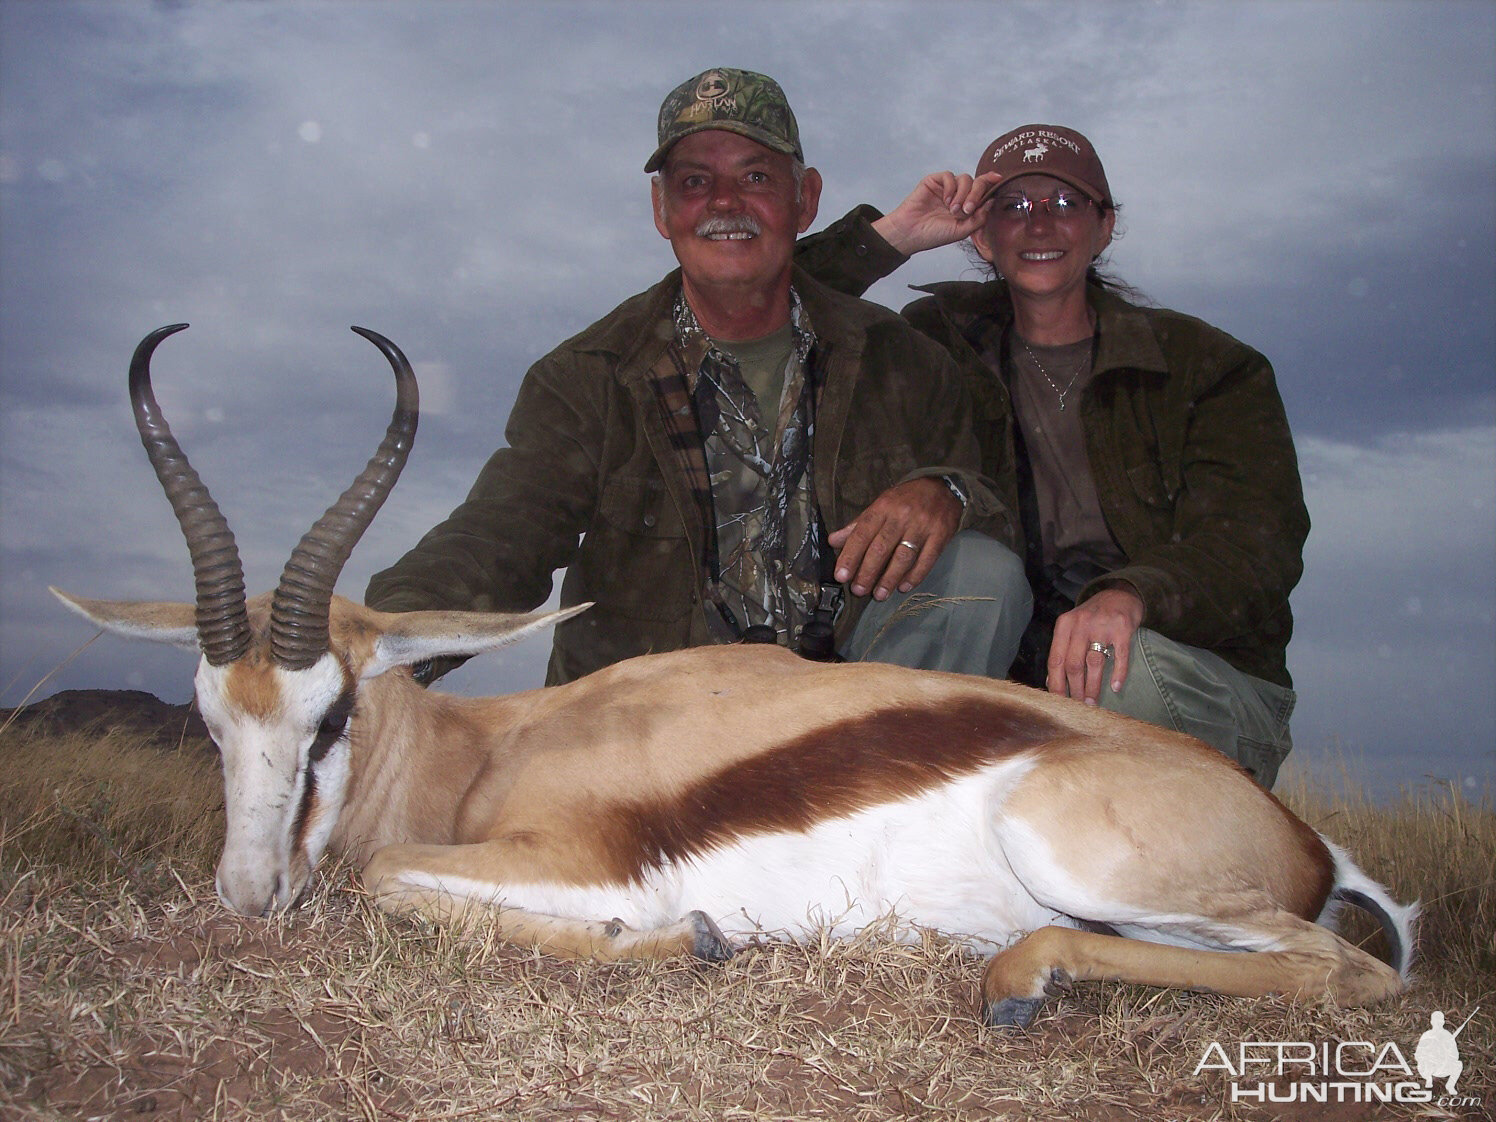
[871,171,1004,256]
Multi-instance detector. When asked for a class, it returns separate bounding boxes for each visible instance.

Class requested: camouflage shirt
[673,290,820,643]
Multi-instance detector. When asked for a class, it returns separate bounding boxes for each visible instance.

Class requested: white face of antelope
[194,650,356,916]
[59,325,423,917]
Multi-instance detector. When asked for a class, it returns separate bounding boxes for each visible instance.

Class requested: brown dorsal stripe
[597,696,1065,885]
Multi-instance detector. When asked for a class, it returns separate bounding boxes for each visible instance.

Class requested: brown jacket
[366,266,1002,684]
[797,208,1308,687]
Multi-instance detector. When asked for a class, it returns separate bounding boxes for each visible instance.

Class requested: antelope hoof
[687,910,734,963]
[983,996,1044,1029]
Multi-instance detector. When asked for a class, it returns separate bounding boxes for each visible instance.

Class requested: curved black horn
[269,327,419,670]
[129,323,253,666]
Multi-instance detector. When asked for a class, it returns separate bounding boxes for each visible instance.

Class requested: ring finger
[872,535,922,599]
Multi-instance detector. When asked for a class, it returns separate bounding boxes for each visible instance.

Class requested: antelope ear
[365,602,593,679]
[50,587,201,650]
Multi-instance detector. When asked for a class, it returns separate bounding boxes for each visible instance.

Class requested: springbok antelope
[53,325,1416,1028]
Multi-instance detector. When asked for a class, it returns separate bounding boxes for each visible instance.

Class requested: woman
[797,125,1308,788]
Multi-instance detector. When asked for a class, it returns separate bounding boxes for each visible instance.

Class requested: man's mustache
[695,215,761,238]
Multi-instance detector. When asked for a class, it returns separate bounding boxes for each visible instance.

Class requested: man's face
[652,130,821,298]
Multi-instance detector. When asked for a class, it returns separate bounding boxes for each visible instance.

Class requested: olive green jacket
[365,265,1003,685]
[797,207,1309,687]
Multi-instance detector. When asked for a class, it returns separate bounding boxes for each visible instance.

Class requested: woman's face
[971,173,1115,306]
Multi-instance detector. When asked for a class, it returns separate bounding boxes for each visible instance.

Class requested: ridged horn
[269,327,419,670]
[129,323,252,667]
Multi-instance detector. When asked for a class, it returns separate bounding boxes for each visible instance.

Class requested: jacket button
[643,513,657,528]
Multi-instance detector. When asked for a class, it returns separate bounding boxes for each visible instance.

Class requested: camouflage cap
[645,67,803,173]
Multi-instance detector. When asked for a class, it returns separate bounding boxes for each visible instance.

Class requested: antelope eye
[309,692,354,762]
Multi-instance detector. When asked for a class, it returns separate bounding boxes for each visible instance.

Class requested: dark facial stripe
[293,687,355,851]
[310,688,356,764]
[593,697,1065,885]
[292,764,318,855]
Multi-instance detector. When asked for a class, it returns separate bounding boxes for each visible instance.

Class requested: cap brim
[645,121,801,173]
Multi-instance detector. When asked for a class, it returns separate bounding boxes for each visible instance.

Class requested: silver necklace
[1020,338,1090,411]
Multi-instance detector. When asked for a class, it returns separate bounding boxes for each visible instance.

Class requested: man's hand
[1047,587,1146,706]
[871,171,1004,256]
[827,477,962,600]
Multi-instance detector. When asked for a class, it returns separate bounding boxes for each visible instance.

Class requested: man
[367,68,1029,685]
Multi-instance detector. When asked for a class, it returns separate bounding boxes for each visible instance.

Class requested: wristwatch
[940,474,969,510]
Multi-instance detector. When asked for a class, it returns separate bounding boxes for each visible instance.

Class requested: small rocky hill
[0,689,212,750]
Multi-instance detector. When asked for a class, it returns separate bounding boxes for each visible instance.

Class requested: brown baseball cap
[645,68,803,173]
[977,125,1112,206]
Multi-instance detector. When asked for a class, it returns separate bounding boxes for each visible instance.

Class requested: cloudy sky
[2,0,1491,798]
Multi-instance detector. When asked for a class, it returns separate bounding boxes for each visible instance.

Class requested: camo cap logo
[645,67,803,173]
[695,71,730,103]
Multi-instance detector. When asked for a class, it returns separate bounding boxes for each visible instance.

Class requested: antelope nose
[216,860,280,918]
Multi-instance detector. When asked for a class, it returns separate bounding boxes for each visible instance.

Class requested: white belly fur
[405,755,1061,951]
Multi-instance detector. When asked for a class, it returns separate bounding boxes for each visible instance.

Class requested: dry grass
[1,721,1491,1121]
